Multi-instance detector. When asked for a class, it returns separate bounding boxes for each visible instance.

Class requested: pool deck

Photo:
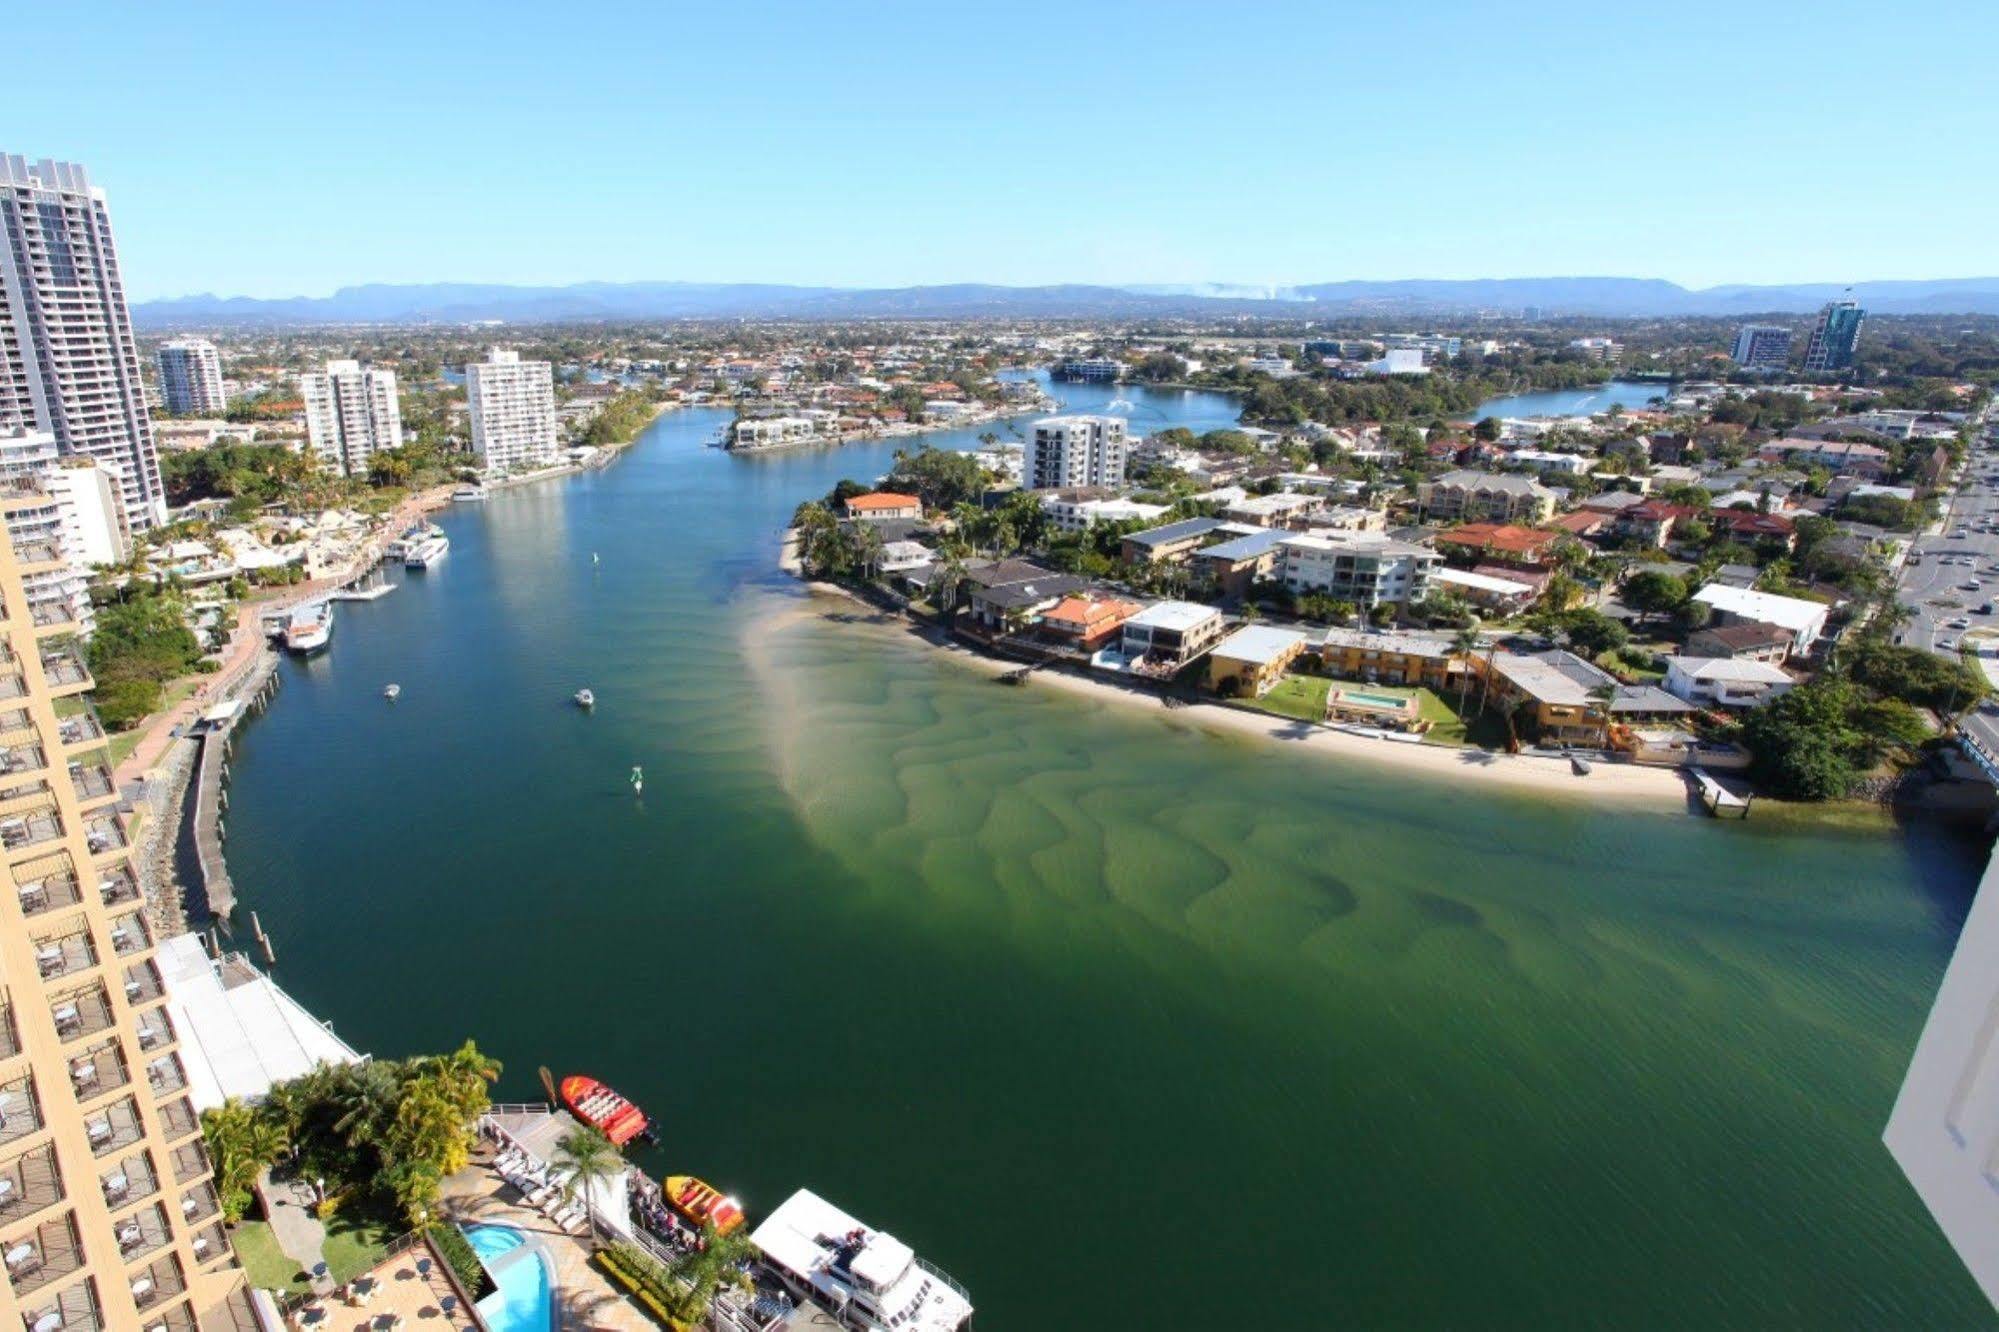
[440,1148,656,1331]
[284,1236,471,1330]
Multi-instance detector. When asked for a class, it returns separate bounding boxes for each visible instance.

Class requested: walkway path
[260,1169,332,1294]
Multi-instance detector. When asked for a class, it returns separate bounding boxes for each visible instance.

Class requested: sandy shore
[773,582,1698,813]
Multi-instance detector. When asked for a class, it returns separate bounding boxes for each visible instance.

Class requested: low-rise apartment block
[1279,533,1439,607]
[1417,471,1557,524]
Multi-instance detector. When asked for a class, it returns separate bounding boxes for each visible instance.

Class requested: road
[1894,414,1999,761]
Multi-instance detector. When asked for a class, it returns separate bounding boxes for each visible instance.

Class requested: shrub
[427,1225,494,1301]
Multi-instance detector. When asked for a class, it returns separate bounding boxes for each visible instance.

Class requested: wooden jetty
[1690,767,1752,819]
[187,655,282,921]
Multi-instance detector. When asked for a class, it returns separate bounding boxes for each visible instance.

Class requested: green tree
[554,1127,623,1246]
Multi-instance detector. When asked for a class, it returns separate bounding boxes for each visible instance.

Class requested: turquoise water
[465,1224,550,1332]
[215,377,1994,1328]
[1470,378,1670,419]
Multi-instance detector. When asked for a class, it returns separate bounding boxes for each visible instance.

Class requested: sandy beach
[764,582,1698,813]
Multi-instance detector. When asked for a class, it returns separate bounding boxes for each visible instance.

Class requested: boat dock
[186,655,282,921]
[1690,767,1752,819]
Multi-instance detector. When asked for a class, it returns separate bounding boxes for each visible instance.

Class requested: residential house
[1207,625,1309,697]
[1224,491,1324,529]
[1480,650,1694,744]
[1691,583,1829,654]
[1433,566,1539,611]
[1434,523,1560,568]
[1120,516,1258,565]
[1686,621,1797,663]
[1192,528,1291,600]
[963,560,1088,632]
[1662,657,1796,709]
[1039,488,1169,533]
[1314,626,1462,690]
[1039,595,1142,651]
[1417,470,1558,523]
[1117,601,1227,674]
[844,491,922,521]
[1755,438,1891,478]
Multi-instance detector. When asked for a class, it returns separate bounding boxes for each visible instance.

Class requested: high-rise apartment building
[1730,324,1792,371]
[153,341,226,417]
[0,157,167,533]
[0,480,258,1330]
[1027,415,1128,490]
[0,430,111,635]
[299,360,402,477]
[467,348,557,473]
[1803,299,1865,373]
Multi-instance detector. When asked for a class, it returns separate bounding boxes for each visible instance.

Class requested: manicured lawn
[1256,674,1331,721]
[1414,687,1470,745]
[232,1219,311,1294]
[322,1208,397,1285]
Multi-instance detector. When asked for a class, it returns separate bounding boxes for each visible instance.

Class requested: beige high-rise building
[0,483,256,1329]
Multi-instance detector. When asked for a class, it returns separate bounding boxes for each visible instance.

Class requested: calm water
[1470,378,1670,420]
[219,377,1993,1328]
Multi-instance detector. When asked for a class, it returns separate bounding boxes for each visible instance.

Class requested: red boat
[559,1075,652,1147]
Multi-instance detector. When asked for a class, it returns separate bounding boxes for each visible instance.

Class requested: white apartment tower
[154,338,227,415]
[0,427,114,634]
[1729,324,1792,372]
[0,156,168,532]
[299,359,402,476]
[467,347,557,473]
[1027,415,1128,490]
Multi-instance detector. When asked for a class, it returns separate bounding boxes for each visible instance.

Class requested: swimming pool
[1336,689,1411,710]
[464,1224,553,1332]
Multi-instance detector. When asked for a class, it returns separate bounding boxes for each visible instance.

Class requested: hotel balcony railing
[0,709,32,739]
[98,865,139,909]
[157,1098,198,1145]
[9,540,63,570]
[38,649,91,695]
[55,713,103,749]
[143,1296,198,1331]
[15,869,84,919]
[84,815,127,857]
[0,1144,63,1222]
[188,1219,228,1268]
[68,1038,130,1104]
[108,913,149,960]
[0,1075,43,1149]
[0,745,46,780]
[129,1252,187,1314]
[50,982,114,1044]
[0,811,63,854]
[21,1279,106,1332]
[0,1007,18,1062]
[33,927,99,983]
[68,762,115,809]
[84,1098,145,1158]
[4,1210,85,1295]
[133,1010,174,1057]
[174,1181,219,1229]
[121,961,164,1010]
[99,1148,159,1213]
[145,1054,187,1099]
[112,1201,173,1264]
[0,676,25,704]
[28,601,73,632]
[167,1143,208,1188]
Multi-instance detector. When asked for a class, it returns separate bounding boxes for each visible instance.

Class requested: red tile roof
[846,492,921,512]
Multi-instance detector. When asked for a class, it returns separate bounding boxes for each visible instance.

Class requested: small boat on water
[662,1176,744,1235]
[383,684,401,700]
[630,764,643,795]
[283,602,334,655]
[1570,755,1593,776]
[559,1075,654,1146]
[452,485,488,502]
[404,524,450,568]
[574,689,595,709]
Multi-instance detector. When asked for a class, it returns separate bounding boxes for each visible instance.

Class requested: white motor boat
[574,689,595,709]
[751,1189,972,1332]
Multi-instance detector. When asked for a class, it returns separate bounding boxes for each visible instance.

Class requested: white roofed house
[1691,583,1830,655]
[1662,656,1795,709]
[1113,600,1227,677]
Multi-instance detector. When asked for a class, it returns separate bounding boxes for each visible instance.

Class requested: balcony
[0,745,47,780]
[67,762,114,810]
[0,676,24,704]
[4,1210,85,1295]
[129,1252,187,1314]
[112,1201,172,1263]
[108,913,149,960]
[0,1075,43,1149]
[142,1296,198,1331]
[28,601,73,633]
[67,1038,130,1104]
[49,982,114,1044]
[0,709,32,739]
[156,1099,197,1145]
[83,1098,144,1158]
[174,1181,218,1228]
[15,866,83,919]
[32,927,99,983]
[0,1144,63,1221]
[188,1220,228,1268]
[0,1006,18,1062]
[98,865,139,909]
[54,713,103,749]
[121,962,163,1010]
[9,540,62,570]
[83,815,126,857]
[21,1279,105,1332]
[144,1054,186,1099]
[99,1148,158,1213]
[167,1143,208,1187]
[0,809,63,855]
[133,1010,173,1056]
[38,648,91,696]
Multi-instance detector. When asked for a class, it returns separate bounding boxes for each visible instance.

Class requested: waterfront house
[845,491,922,521]
[1479,650,1693,744]
[963,560,1088,633]
[1433,523,1560,568]
[1315,626,1462,691]
[1662,656,1795,709]
[1206,625,1308,698]
[1691,583,1829,655]
[1116,601,1227,676]
[1432,566,1539,611]
[1687,621,1794,663]
[1192,528,1290,600]
[1039,595,1142,651]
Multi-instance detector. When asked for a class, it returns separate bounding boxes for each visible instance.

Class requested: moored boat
[559,1075,652,1146]
[752,1188,972,1332]
[575,689,595,709]
[663,1175,744,1235]
[283,602,334,655]
[404,524,450,568]
[383,684,401,700]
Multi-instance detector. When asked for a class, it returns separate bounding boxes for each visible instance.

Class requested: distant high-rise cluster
[1028,415,1127,489]
[1730,324,1792,371]
[154,338,227,415]
[1803,299,1865,373]
[0,156,167,532]
[467,347,558,473]
[300,359,402,476]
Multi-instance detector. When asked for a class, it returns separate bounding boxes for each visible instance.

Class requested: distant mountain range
[131,275,1999,326]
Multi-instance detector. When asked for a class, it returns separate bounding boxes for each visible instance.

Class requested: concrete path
[261,1169,331,1292]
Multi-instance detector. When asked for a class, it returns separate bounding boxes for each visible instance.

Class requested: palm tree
[1586,682,1619,749]
[553,1127,622,1246]
[932,552,969,617]
[331,1060,401,1149]
[1451,624,1482,709]
[667,1224,759,1323]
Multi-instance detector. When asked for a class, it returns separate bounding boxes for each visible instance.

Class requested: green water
[218,383,1993,1327]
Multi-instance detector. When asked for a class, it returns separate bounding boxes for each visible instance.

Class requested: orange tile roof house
[1434,523,1561,566]
[844,491,923,520]
[1040,595,1142,649]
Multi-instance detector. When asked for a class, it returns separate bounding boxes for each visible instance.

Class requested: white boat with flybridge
[283,601,334,655]
[574,689,595,709]
[452,485,488,502]
[403,524,450,568]
[750,1188,973,1332]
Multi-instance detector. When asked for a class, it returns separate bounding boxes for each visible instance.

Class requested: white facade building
[1028,415,1127,490]
[0,155,168,530]
[1730,324,1792,371]
[1660,656,1794,708]
[0,427,102,632]
[468,347,558,472]
[300,359,403,476]
[156,337,228,415]
[1278,533,1440,608]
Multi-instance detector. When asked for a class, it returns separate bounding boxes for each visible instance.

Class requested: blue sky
[14,1,1998,300]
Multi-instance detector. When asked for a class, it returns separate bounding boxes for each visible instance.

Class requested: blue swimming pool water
[464,1224,551,1332]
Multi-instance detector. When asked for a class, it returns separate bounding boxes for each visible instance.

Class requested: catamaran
[404,525,450,568]
[283,602,334,655]
[751,1189,973,1332]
